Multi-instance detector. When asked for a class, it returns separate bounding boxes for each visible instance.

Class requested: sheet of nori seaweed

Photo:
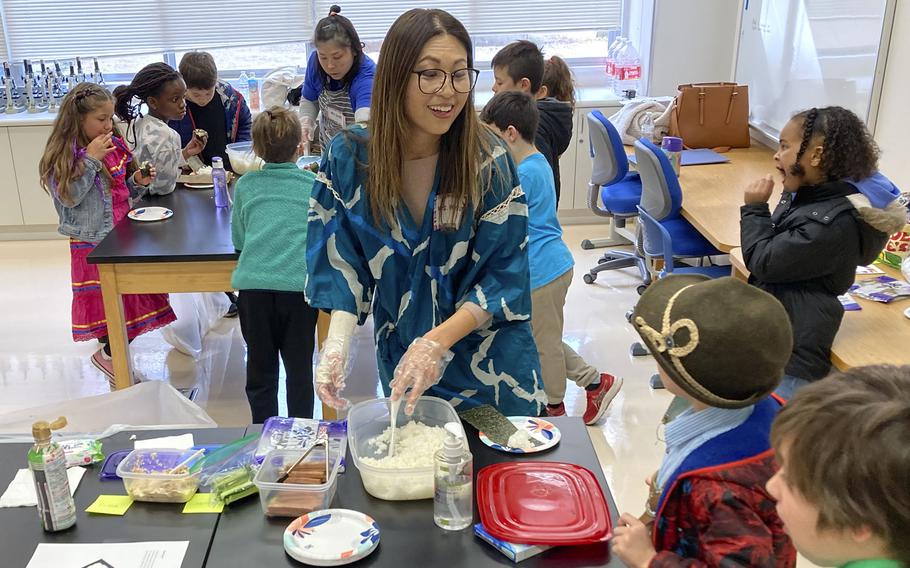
[458,405,518,446]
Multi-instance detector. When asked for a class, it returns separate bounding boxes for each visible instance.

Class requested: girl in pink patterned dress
[39,83,176,387]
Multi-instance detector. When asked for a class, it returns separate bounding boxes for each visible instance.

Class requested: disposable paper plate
[128,206,173,222]
[284,509,380,566]
[478,417,560,454]
[184,183,214,189]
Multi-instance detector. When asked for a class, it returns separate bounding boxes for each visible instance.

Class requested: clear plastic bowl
[116,448,201,503]
[254,441,345,517]
[347,396,463,501]
[225,141,320,175]
[225,142,264,175]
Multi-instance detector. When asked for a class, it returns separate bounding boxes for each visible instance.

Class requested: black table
[207,417,622,567]
[0,427,246,568]
[84,187,239,390]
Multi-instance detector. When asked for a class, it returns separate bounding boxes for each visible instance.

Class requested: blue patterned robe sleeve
[458,144,532,324]
[305,135,375,324]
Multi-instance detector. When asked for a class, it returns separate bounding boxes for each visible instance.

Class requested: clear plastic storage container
[347,397,464,501]
[116,448,202,503]
[254,440,346,517]
[225,141,320,176]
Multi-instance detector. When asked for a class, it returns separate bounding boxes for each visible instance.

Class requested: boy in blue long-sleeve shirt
[482,91,622,425]
[231,106,317,422]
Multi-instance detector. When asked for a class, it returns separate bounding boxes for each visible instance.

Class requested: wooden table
[87,188,239,391]
[731,247,910,370]
[86,187,334,416]
[678,145,778,252]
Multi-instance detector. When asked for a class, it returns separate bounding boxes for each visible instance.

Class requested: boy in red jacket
[613,275,796,567]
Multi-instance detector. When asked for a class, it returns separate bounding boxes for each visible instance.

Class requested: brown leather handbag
[669,82,750,150]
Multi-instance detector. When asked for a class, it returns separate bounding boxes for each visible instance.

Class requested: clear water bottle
[237,71,249,99]
[212,157,229,208]
[641,111,656,143]
[614,40,642,99]
[605,36,624,90]
[248,72,260,112]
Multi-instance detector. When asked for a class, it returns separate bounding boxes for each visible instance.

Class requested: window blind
[313,1,622,40]
[2,1,314,61]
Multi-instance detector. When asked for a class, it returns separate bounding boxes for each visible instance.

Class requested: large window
[0,1,622,86]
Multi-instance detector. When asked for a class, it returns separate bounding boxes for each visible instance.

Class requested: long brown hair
[366,8,496,229]
[542,56,576,108]
[39,83,116,205]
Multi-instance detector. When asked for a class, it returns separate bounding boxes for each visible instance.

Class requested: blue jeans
[775,374,810,401]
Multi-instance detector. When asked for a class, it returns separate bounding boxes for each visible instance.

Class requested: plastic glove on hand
[301,117,315,143]
[389,337,454,415]
[314,336,352,410]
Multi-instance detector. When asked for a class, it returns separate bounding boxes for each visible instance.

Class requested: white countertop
[0,109,59,126]
[0,86,624,129]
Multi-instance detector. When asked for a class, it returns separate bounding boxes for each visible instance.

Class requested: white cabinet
[556,133,577,211]
[10,125,56,225]
[0,129,23,225]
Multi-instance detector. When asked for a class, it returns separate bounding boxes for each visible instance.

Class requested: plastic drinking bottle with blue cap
[661,136,683,177]
[212,157,229,208]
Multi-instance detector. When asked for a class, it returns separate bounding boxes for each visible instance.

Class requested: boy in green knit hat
[231,106,317,422]
[767,365,910,568]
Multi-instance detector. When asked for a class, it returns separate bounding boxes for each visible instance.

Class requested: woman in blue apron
[299,5,375,151]
[306,9,545,418]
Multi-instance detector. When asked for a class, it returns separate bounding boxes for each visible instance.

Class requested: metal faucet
[75,57,86,83]
[3,62,25,114]
[92,58,104,86]
[22,59,40,112]
[67,62,78,93]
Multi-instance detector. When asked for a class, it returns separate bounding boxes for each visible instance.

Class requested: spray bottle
[433,422,472,530]
[28,417,76,532]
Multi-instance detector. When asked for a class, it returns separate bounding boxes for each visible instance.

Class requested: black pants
[237,290,318,423]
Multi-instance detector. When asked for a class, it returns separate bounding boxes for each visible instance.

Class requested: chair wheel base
[649,374,665,389]
[630,342,650,357]
[636,284,648,295]
[583,273,596,284]
[581,239,595,250]
[625,309,633,323]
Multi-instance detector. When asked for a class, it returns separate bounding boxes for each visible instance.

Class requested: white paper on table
[134,433,195,450]
[0,467,85,508]
[27,541,189,568]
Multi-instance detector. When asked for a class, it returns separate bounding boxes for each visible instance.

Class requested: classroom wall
[633,0,742,97]
[874,0,910,189]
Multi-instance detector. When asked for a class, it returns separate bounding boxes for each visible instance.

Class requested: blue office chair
[633,137,721,266]
[636,206,731,280]
[581,110,649,286]
[629,210,729,380]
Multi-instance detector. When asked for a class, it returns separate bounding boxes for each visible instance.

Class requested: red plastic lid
[476,462,613,546]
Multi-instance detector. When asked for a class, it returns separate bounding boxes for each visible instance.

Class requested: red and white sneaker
[545,402,567,418]
[583,373,623,425]
[91,348,116,390]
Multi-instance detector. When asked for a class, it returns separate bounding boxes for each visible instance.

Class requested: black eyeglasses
[411,68,480,94]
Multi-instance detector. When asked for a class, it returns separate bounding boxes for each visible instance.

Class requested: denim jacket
[53,154,145,243]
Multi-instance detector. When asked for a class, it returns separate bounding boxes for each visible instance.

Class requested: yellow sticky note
[182,493,223,514]
[86,495,134,515]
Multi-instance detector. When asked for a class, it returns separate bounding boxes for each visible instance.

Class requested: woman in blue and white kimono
[305,8,545,417]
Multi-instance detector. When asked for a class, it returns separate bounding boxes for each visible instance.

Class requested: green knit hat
[632,275,793,408]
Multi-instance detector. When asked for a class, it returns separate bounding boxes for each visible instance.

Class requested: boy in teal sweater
[231,107,317,422]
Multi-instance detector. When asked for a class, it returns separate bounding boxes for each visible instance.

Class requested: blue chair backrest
[633,138,683,221]
[636,205,675,271]
[587,110,629,187]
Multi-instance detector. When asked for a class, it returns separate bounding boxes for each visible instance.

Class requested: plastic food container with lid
[225,141,320,175]
[116,448,202,503]
[347,396,464,501]
[254,439,345,517]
